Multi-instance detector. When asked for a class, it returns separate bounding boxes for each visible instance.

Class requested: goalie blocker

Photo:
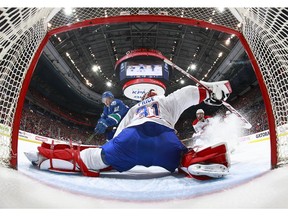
[25,141,230,180]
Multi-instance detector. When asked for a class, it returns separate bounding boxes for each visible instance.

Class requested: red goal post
[0,8,287,169]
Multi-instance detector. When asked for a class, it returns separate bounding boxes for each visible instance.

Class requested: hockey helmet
[102,91,114,103]
[141,89,158,101]
[196,109,204,114]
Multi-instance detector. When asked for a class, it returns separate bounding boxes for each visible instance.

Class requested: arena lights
[85,79,92,87]
[120,11,131,16]
[92,65,101,72]
[106,81,112,87]
[225,38,231,46]
[217,7,225,13]
[201,51,224,80]
[64,8,73,16]
[189,64,197,70]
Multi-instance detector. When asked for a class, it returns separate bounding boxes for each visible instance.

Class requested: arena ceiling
[29,9,258,117]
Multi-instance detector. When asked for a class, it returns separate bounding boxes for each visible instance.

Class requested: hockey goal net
[0,8,287,168]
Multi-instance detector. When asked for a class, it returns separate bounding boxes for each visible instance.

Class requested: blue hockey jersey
[100,99,129,127]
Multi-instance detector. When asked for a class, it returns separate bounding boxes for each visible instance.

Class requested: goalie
[25,80,232,180]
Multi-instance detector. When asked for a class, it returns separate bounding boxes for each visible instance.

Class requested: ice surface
[2,137,288,208]
[17,135,271,202]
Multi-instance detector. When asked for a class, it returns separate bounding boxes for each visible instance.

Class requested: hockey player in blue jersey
[25,80,232,180]
[94,91,129,140]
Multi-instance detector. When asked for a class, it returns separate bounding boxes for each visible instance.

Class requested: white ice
[1,121,288,208]
[0,138,286,208]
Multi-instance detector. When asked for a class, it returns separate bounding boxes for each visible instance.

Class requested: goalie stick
[163,59,252,129]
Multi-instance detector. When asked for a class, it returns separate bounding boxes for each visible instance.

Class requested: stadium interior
[22,9,265,145]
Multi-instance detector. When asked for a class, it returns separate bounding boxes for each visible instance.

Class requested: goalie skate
[188,163,229,178]
[24,152,38,164]
[24,151,46,166]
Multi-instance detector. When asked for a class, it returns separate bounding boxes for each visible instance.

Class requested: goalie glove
[201,80,232,106]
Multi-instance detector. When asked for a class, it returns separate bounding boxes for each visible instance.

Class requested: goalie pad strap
[37,146,99,177]
[40,142,97,151]
[49,141,55,169]
[74,146,100,177]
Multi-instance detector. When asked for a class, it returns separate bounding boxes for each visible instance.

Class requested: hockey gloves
[94,119,108,134]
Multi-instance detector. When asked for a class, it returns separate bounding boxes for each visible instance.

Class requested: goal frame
[9,14,276,169]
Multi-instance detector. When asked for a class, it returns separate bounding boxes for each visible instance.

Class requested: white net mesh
[0,8,53,167]
[48,8,240,30]
[0,7,287,167]
[240,8,288,165]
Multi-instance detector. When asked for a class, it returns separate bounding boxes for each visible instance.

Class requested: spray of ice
[193,113,245,152]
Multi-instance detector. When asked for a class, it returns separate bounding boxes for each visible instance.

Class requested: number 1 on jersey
[136,102,159,118]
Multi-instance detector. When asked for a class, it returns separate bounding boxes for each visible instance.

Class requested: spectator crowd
[20,84,269,145]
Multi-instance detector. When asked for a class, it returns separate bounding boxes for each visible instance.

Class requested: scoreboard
[115,49,171,101]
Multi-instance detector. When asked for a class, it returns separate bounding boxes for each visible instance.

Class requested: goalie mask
[141,89,158,101]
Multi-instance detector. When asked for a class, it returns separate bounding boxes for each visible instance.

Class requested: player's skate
[188,163,229,178]
[200,80,232,106]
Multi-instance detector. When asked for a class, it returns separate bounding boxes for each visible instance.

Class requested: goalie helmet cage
[0,8,287,169]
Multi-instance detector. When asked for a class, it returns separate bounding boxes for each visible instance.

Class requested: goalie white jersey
[114,86,206,137]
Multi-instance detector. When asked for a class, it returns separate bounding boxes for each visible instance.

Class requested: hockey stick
[84,133,97,144]
[164,59,252,129]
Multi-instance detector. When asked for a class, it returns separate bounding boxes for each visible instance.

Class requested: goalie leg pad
[180,143,230,180]
[39,159,80,173]
[37,146,100,177]
[40,142,97,151]
[80,148,109,171]
[181,143,230,168]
